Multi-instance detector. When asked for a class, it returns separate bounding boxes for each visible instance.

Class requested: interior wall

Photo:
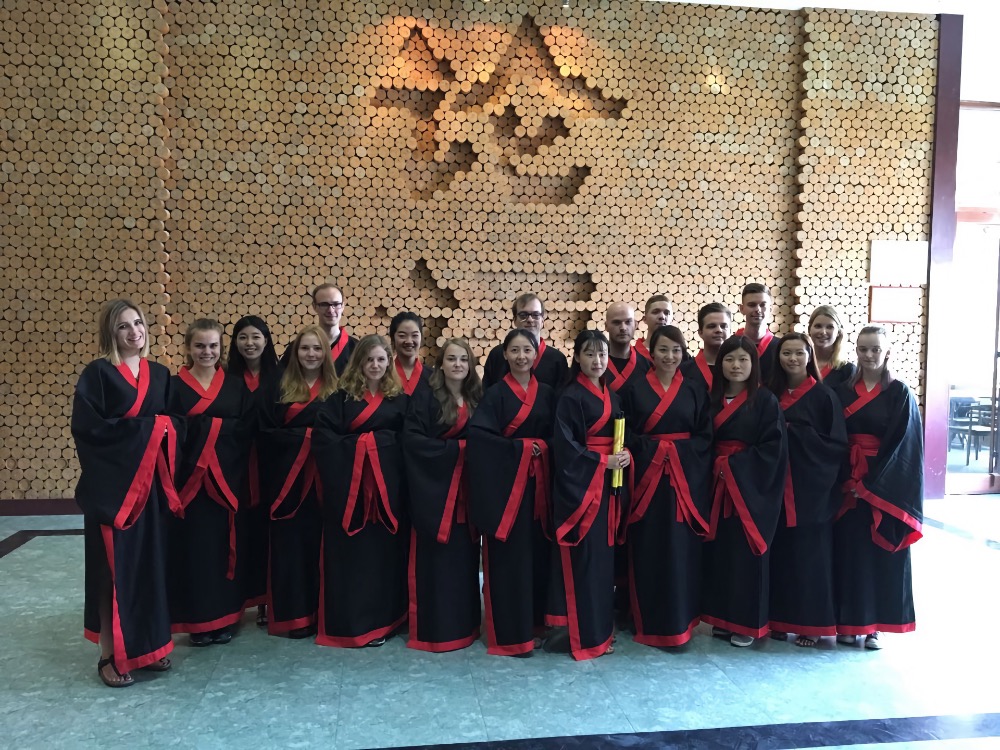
[0,0,937,500]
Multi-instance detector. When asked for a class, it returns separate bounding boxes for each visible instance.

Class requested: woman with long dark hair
[702,336,787,647]
[403,338,483,651]
[765,333,847,647]
[468,329,556,656]
[391,311,433,396]
[550,329,630,660]
[227,316,279,626]
[72,299,181,687]
[833,325,923,650]
[622,325,712,647]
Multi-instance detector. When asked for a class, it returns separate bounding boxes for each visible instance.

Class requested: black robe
[468,374,556,656]
[768,378,847,637]
[258,381,326,634]
[701,388,787,638]
[623,369,712,647]
[482,339,569,391]
[402,388,481,652]
[168,368,252,634]
[833,379,923,634]
[735,329,781,382]
[313,390,409,646]
[680,351,715,395]
[395,358,434,397]
[550,374,626,660]
[73,358,182,672]
[607,347,649,394]
[280,328,357,376]
[234,369,274,608]
[821,362,856,392]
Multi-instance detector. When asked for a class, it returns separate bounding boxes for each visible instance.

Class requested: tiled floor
[2,499,999,749]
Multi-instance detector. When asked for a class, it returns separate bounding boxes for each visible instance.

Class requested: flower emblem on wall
[370,16,627,203]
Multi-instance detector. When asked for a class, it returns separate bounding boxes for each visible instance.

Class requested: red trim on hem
[701,614,769,639]
[768,620,837,637]
[171,609,244,635]
[838,622,916,636]
[545,615,569,627]
[572,634,614,661]
[486,640,536,656]
[120,640,175,674]
[407,528,419,646]
[84,628,100,644]
[633,616,701,647]
[268,614,316,635]
[243,595,267,610]
[407,630,480,653]
[315,613,407,648]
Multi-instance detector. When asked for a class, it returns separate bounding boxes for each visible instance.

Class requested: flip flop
[98,656,134,688]
[139,657,172,672]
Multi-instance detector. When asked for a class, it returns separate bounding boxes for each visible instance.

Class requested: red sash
[284,379,322,424]
[116,359,150,419]
[501,373,538,437]
[630,432,702,532]
[694,351,713,391]
[607,349,638,392]
[779,377,816,529]
[634,338,652,363]
[244,371,260,393]
[179,366,225,417]
[708,439,767,554]
[437,404,469,542]
[270,426,320,520]
[330,327,350,362]
[343,431,397,535]
[843,381,882,419]
[395,358,424,396]
[556,375,617,545]
[115,413,179,530]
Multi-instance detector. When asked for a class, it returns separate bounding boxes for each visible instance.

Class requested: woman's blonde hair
[279,325,339,404]
[183,318,226,370]
[808,305,847,368]
[97,298,150,364]
[428,338,482,425]
[339,334,402,400]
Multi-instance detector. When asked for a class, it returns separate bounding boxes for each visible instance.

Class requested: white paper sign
[869,239,930,286]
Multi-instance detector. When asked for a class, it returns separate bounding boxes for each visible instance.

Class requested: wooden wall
[0,0,938,499]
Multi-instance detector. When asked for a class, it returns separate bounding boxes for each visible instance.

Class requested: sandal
[139,657,172,672]
[603,643,615,655]
[98,656,134,688]
[795,636,817,648]
[864,632,882,650]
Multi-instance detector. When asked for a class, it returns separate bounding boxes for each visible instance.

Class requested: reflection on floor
[1,503,999,750]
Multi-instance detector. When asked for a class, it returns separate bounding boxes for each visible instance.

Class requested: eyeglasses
[315,302,344,310]
[516,311,543,321]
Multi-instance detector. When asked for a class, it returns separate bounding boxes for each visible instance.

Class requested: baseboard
[0,498,80,516]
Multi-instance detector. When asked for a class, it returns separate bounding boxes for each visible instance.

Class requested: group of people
[72,282,924,689]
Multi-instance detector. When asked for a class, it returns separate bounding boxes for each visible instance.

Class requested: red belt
[586,436,619,545]
[839,433,880,518]
[711,440,747,528]
[630,432,703,532]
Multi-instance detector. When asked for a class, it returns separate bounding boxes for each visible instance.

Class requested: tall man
[482,293,569,389]
[735,282,780,380]
[634,294,674,363]
[680,302,731,392]
[604,301,648,392]
[281,284,357,375]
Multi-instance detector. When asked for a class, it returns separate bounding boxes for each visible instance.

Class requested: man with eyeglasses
[281,284,357,375]
[481,292,568,389]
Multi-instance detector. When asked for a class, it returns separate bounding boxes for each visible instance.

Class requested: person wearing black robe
[391,311,434,396]
[550,330,631,660]
[313,334,410,647]
[808,304,857,392]
[279,283,357,375]
[604,301,649,394]
[765,333,848,647]
[402,339,483,651]
[168,320,251,645]
[623,326,712,647]
[735,283,781,381]
[73,299,181,686]
[259,325,339,637]
[833,325,923,650]
[227,315,280,625]
[680,302,732,395]
[468,329,556,656]
[482,292,568,390]
[702,335,787,647]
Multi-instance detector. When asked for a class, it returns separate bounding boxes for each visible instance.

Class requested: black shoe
[287,626,315,640]
[211,628,233,645]
[189,632,213,647]
[364,636,387,648]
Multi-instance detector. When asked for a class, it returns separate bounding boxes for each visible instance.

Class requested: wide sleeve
[481,345,505,389]
[258,387,316,520]
[786,386,848,526]
[856,382,924,550]
[403,389,465,541]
